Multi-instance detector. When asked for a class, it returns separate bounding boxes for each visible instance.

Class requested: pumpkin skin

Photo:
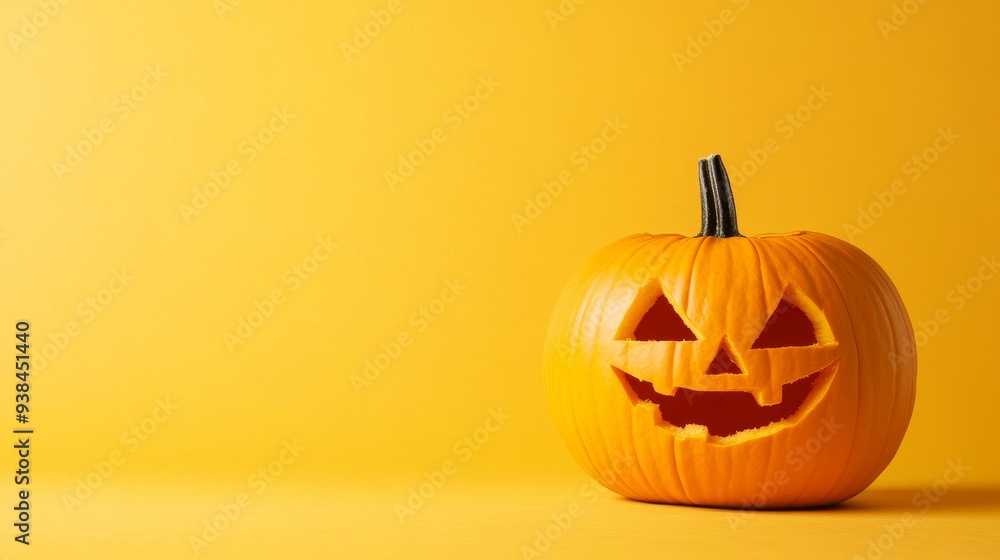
[543,155,916,508]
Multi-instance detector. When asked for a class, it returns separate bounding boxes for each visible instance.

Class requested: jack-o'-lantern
[543,154,916,508]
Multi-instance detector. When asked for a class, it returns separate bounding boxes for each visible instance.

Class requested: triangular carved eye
[631,294,698,342]
[751,298,817,349]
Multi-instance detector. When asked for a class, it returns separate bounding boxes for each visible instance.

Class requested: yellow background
[1,0,998,558]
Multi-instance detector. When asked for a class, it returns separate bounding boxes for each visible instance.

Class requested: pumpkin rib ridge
[588,237,655,492]
[624,236,703,502]
[755,237,840,507]
[558,332,601,483]
[748,236,845,505]
[670,236,712,504]
[797,237,875,505]
[665,236,712,503]
[808,235,909,504]
[789,235,866,506]
[626,405,661,501]
[587,235,666,497]
[612,237,678,500]
[632,235,700,502]
[861,247,916,471]
[808,236,898,504]
[671,437,692,505]
[849,248,901,500]
[819,236,911,499]
[548,237,643,483]
[619,236,690,500]
[745,236,782,505]
[550,263,607,481]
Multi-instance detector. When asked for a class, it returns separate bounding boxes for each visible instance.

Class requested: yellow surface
[1,0,998,557]
[22,480,1000,559]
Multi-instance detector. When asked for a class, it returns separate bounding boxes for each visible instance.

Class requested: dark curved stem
[697,158,717,237]
[697,154,742,238]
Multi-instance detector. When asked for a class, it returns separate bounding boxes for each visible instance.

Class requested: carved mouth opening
[613,367,828,438]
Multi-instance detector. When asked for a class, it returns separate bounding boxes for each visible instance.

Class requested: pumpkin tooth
[651,377,680,398]
[752,385,783,407]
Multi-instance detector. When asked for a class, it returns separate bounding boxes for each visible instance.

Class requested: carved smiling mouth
[612,366,834,439]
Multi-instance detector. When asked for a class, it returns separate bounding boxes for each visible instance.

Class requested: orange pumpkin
[543,154,916,508]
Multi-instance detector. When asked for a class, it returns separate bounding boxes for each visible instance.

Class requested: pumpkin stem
[697,154,742,238]
[697,158,718,237]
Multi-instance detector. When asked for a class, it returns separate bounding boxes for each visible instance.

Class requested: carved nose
[706,345,742,375]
